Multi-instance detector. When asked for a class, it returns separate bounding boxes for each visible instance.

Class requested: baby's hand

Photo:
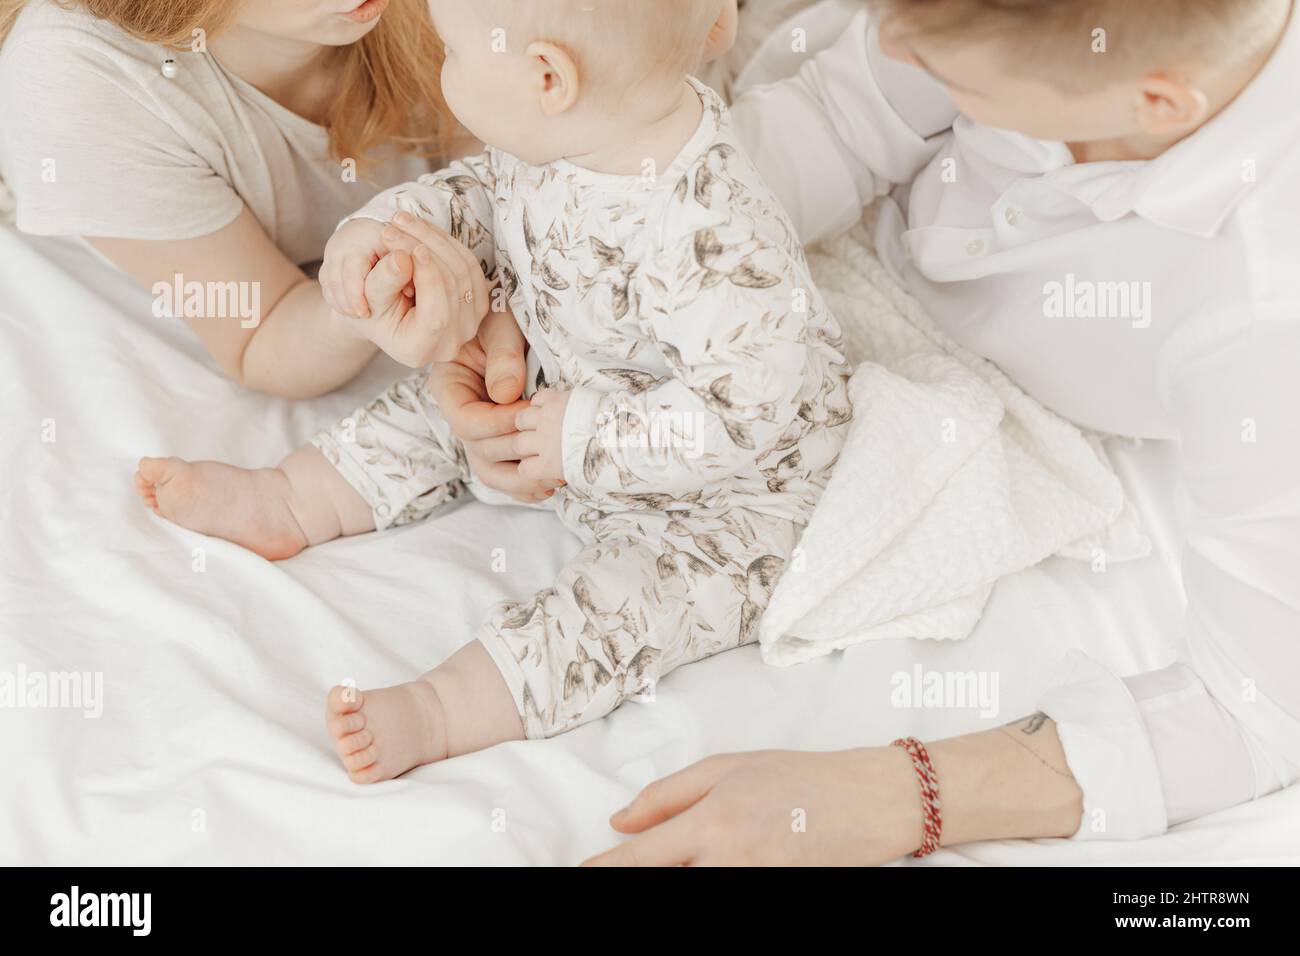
[515,388,571,486]
[358,249,424,364]
[320,218,389,319]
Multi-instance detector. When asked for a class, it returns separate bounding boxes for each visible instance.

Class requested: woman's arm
[584,714,1082,865]
[90,206,377,399]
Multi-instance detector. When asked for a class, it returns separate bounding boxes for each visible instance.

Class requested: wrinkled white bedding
[3,226,1298,866]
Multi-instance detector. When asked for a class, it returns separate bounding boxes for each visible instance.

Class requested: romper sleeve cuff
[560,384,603,493]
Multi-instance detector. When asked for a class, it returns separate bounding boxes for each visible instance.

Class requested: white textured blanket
[760,224,1150,665]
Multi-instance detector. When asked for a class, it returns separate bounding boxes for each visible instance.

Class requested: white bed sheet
[2,226,1297,866]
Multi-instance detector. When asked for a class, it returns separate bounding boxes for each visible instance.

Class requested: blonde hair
[489,0,724,94]
[866,0,1287,84]
[0,0,455,167]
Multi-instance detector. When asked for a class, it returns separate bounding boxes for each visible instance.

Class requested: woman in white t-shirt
[0,0,467,398]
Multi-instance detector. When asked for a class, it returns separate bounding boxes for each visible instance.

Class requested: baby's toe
[133,473,158,506]
[327,709,366,739]
[335,729,373,758]
[136,456,176,486]
[342,743,380,773]
[326,685,364,717]
[347,764,388,785]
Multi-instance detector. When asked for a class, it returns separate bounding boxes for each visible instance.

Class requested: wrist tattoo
[998,713,1073,778]
[1020,711,1049,735]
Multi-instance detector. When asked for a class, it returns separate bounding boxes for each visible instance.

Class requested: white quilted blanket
[760,224,1150,665]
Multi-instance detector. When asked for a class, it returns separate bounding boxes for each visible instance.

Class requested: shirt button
[376,503,391,518]
[966,238,986,256]
[1004,207,1022,225]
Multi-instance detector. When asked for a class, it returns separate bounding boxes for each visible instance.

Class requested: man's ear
[525,41,581,116]
[1133,75,1209,136]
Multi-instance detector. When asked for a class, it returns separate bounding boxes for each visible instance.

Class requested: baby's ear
[526,41,581,117]
[702,0,739,64]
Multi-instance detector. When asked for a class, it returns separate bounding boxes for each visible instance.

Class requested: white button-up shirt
[730,0,1300,839]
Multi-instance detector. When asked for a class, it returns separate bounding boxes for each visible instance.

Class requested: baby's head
[867,0,1291,148]
[430,0,726,164]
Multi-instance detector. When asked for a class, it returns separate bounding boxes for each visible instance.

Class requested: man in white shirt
[585,0,1299,862]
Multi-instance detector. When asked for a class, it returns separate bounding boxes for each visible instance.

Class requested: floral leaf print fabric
[316,79,852,736]
[311,373,471,530]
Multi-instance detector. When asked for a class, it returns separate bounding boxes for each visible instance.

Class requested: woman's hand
[583,748,924,866]
[357,212,491,367]
[429,308,561,503]
[382,218,551,502]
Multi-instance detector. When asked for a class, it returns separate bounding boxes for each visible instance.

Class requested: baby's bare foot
[325,680,448,784]
[134,457,309,561]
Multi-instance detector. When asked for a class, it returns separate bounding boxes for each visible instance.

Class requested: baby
[134,0,851,782]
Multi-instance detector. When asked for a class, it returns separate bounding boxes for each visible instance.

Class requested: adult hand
[582,748,923,866]
[429,308,560,503]
[372,211,490,366]
[584,717,1086,866]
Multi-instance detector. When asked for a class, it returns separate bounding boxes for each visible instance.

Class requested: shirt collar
[1130,1,1300,237]
[965,3,1298,238]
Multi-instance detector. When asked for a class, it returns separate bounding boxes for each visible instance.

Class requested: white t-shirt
[0,0,431,266]
[731,1,1300,838]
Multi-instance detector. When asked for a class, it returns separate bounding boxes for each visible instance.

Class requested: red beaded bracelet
[891,736,943,857]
